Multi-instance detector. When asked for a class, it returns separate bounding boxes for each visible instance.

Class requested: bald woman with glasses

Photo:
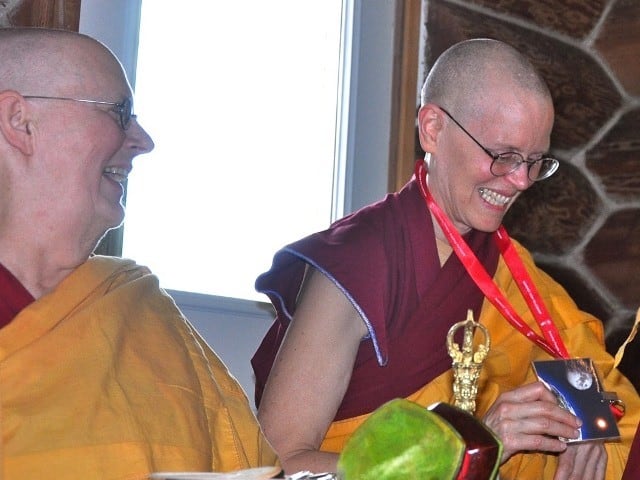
[251,38,640,479]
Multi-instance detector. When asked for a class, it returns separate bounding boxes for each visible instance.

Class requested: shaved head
[421,38,551,118]
[0,27,128,98]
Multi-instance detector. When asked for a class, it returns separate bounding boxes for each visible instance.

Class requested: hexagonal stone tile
[594,0,640,96]
[503,161,600,254]
[586,109,640,202]
[584,209,640,309]
[458,0,608,40]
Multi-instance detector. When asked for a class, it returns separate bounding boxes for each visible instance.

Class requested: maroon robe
[252,178,499,420]
[622,429,640,479]
[0,263,34,328]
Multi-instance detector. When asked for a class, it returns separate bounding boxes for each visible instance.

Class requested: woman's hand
[554,441,606,480]
[483,381,582,463]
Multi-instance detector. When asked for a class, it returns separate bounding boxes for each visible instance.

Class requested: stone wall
[420,0,640,386]
[0,0,79,29]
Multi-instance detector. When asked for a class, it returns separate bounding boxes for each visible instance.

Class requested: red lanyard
[415,160,570,359]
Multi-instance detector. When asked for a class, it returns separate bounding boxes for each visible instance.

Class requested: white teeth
[103,167,128,183]
[479,187,511,206]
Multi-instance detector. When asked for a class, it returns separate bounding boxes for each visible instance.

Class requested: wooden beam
[388,0,422,193]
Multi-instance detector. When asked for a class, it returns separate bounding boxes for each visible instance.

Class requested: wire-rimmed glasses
[438,106,559,181]
[22,95,134,130]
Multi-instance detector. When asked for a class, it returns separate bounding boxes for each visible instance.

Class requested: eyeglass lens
[491,154,557,181]
[116,98,133,129]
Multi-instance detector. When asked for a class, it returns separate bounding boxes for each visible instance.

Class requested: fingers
[483,382,582,462]
[554,443,607,480]
[483,382,608,478]
[488,416,575,460]
[492,381,570,406]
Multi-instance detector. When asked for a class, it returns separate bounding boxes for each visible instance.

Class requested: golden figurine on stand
[447,309,491,414]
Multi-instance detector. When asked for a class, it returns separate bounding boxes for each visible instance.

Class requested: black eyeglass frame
[22,95,134,130]
[437,106,559,182]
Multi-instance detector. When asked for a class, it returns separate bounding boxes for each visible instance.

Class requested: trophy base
[428,402,502,480]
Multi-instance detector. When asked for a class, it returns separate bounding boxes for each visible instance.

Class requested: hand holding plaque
[532,358,621,443]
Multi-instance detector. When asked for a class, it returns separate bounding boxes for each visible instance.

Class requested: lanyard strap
[415,160,569,359]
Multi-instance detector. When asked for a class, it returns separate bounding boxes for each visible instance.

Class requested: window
[121,1,343,301]
[79,0,398,398]
[80,0,396,303]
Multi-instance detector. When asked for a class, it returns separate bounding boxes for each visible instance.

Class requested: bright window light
[123,1,343,301]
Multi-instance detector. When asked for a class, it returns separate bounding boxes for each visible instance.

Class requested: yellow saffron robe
[320,242,640,480]
[0,256,278,479]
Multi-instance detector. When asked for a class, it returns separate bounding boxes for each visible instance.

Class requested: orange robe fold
[0,256,278,479]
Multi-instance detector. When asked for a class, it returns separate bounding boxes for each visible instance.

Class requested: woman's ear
[0,91,35,156]
[417,103,444,154]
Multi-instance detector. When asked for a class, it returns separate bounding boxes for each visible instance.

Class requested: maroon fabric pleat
[622,427,640,479]
[0,263,35,329]
[252,178,499,419]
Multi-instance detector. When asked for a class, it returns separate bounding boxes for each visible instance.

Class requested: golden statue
[447,309,490,414]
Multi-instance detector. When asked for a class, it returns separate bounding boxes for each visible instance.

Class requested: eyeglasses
[22,95,134,130]
[438,106,559,182]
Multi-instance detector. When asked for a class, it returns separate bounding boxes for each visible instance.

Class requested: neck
[0,236,89,299]
[435,237,452,267]
[432,219,452,266]
[1,256,80,299]
[0,208,102,298]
